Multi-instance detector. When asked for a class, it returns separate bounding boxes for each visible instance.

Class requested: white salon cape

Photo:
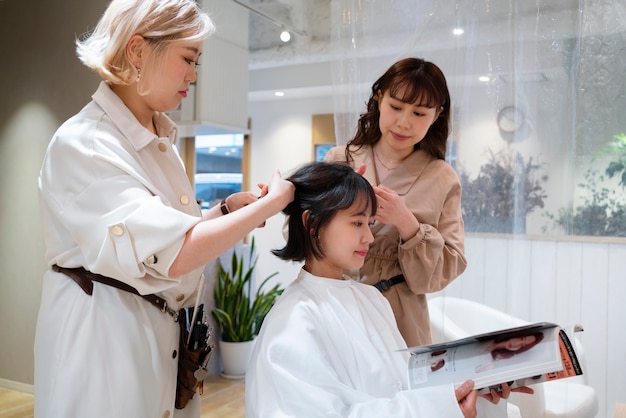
[246,269,468,417]
[35,81,204,418]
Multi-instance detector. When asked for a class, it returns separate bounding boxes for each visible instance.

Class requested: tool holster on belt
[176,316,212,409]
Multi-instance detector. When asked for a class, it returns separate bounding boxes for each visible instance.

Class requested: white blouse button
[162,410,171,418]
[180,194,190,205]
[110,225,124,236]
[158,142,168,152]
[176,294,185,302]
[146,254,158,265]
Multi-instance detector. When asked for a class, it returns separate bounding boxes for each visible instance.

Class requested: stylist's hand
[455,380,478,418]
[270,170,295,206]
[254,171,294,228]
[225,192,261,212]
[258,170,295,206]
[373,185,419,240]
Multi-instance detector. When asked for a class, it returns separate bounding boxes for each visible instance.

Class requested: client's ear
[301,210,310,229]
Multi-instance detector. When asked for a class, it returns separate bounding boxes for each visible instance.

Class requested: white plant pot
[219,339,255,378]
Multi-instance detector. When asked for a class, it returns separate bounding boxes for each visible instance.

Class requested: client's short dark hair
[272,162,377,262]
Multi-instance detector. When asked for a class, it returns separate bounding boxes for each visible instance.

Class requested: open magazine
[403,322,583,394]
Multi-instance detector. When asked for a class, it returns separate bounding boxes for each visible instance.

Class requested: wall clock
[497,106,525,133]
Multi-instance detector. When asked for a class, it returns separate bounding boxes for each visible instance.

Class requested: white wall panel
[607,244,626,418]
[436,236,626,418]
[507,239,533,318]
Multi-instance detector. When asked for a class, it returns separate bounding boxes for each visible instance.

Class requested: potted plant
[458,149,548,233]
[544,133,626,237]
[211,238,283,377]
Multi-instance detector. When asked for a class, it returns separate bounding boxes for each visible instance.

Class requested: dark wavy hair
[272,162,377,262]
[490,331,545,360]
[344,57,451,162]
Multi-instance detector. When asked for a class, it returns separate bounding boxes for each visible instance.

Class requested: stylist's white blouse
[35,81,203,418]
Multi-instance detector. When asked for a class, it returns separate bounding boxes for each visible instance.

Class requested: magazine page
[406,322,564,392]
[503,328,583,389]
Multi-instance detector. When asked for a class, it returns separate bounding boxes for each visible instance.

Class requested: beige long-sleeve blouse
[325,144,467,347]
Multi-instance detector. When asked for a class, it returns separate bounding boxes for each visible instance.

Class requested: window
[195,134,243,209]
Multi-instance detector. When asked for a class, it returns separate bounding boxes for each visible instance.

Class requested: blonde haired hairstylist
[34,1,293,417]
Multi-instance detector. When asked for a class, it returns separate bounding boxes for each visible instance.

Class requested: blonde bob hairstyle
[76,0,215,85]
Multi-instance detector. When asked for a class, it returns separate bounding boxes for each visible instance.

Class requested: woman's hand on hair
[265,170,295,207]
[252,172,293,228]
[257,182,269,199]
[373,185,419,240]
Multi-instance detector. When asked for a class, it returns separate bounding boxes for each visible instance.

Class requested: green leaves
[545,168,626,237]
[458,149,548,233]
[599,133,626,188]
[211,238,283,342]
[545,132,626,237]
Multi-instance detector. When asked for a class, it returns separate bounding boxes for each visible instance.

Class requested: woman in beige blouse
[325,57,466,347]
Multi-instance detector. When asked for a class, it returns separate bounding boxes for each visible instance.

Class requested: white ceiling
[243,0,582,67]
[245,0,331,69]
[240,0,583,100]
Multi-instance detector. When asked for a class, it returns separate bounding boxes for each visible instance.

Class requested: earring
[136,68,141,82]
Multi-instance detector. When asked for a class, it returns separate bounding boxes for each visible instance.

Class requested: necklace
[373,148,400,171]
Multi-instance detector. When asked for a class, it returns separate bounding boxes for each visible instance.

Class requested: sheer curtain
[330,1,626,416]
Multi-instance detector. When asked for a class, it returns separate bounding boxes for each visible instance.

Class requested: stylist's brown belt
[52,264,211,409]
[51,264,179,320]
[373,274,405,292]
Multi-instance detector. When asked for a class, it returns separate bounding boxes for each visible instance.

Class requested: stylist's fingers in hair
[455,380,478,418]
[268,170,295,206]
[257,183,269,198]
[355,164,367,176]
